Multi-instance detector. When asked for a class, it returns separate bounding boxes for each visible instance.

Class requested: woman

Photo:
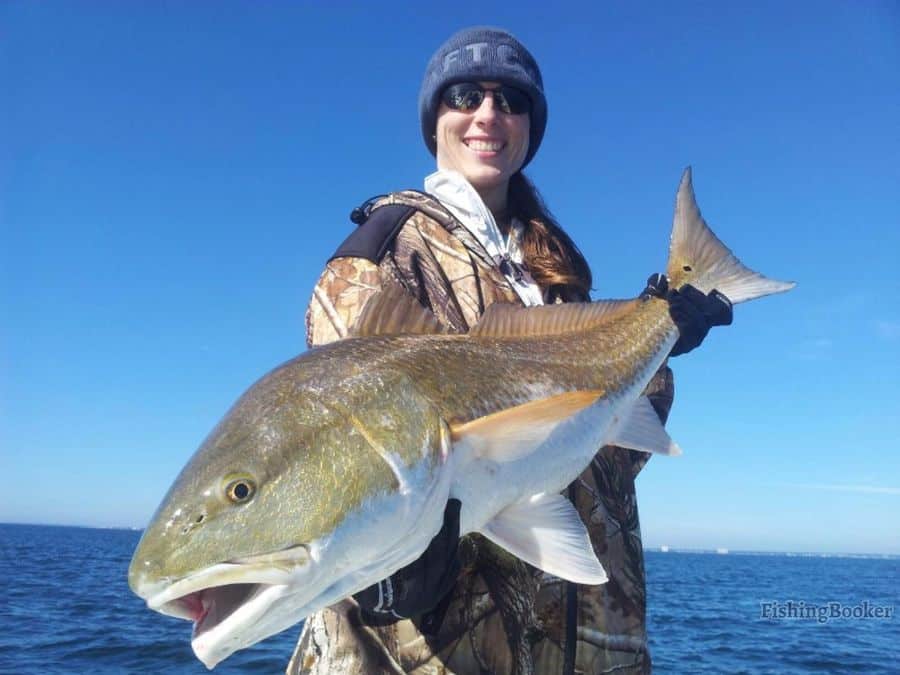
[290,26,729,675]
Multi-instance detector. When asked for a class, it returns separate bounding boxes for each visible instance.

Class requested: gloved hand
[353,498,461,621]
[642,273,733,357]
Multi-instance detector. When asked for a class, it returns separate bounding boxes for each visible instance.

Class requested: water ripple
[1,525,896,674]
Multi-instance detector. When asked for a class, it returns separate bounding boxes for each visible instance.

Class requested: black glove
[642,274,733,357]
[353,499,461,621]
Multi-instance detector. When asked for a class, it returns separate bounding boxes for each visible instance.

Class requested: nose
[473,92,499,125]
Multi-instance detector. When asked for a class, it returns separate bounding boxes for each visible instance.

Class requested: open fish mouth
[146,568,290,641]
[155,582,271,638]
[145,562,295,617]
[145,567,300,668]
[136,544,313,665]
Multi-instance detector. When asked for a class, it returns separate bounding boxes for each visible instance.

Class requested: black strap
[563,482,578,675]
[419,584,456,636]
[329,203,416,264]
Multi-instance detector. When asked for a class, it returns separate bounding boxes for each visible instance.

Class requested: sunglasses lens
[496,86,531,115]
[443,84,484,112]
[441,83,531,115]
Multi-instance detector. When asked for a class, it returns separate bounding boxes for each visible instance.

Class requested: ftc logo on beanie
[439,42,523,73]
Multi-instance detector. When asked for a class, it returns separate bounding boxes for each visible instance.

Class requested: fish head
[128,355,448,668]
[127,370,326,665]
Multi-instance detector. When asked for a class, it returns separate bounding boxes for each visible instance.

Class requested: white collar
[424,169,508,254]
[424,169,544,307]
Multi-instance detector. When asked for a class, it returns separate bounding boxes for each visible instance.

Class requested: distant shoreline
[2,522,897,559]
[643,547,899,560]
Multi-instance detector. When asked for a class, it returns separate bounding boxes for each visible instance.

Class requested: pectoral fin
[479,493,608,585]
[449,390,604,463]
[606,396,682,456]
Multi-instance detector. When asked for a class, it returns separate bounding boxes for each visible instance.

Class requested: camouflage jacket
[287,190,674,675]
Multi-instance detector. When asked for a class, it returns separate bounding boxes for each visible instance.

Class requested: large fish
[128,169,793,668]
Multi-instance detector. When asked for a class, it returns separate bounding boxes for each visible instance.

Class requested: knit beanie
[418,27,547,169]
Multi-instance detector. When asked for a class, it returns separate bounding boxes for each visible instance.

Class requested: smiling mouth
[465,139,505,152]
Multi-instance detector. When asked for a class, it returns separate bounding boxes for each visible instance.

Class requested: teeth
[466,140,504,152]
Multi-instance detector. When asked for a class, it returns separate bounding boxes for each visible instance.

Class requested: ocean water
[1,524,897,674]
[645,549,898,673]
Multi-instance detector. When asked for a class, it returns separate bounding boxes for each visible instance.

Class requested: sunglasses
[441,82,532,116]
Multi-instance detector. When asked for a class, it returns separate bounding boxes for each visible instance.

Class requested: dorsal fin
[349,285,447,337]
[469,299,639,338]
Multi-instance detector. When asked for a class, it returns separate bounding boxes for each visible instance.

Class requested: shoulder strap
[329,202,416,264]
[329,189,463,264]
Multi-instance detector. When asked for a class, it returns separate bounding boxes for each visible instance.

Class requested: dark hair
[508,172,593,302]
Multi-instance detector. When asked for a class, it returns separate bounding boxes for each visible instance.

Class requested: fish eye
[224,477,256,504]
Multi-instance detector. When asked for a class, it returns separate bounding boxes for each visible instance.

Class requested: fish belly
[451,394,621,536]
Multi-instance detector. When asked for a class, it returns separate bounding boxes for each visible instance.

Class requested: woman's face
[435,81,530,193]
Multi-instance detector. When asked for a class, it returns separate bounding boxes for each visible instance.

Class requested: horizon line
[2,521,898,559]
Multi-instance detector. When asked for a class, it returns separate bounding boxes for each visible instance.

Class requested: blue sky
[2,2,898,555]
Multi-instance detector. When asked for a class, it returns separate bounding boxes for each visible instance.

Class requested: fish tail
[665,168,795,303]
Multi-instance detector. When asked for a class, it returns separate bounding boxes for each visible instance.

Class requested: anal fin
[479,493,608,585]
[606,396,682,456]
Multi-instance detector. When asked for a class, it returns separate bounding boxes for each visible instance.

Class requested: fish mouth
[146,566,289,646]
[154,582,269,639]
[140,545,312,667]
